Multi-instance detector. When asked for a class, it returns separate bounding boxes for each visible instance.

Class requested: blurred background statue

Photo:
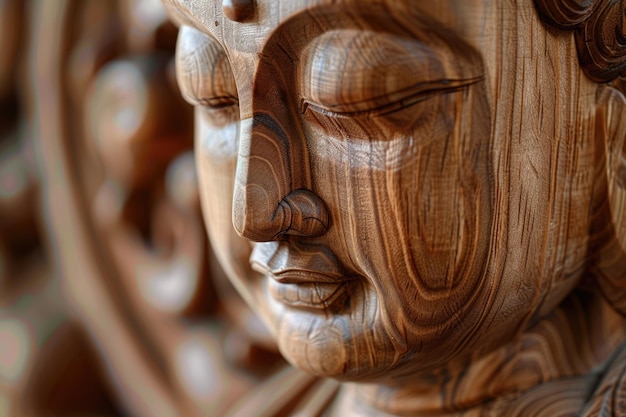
[3,0,305,416]
[0,1,110,416]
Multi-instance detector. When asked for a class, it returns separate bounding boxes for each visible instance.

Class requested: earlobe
[590,86,626,314]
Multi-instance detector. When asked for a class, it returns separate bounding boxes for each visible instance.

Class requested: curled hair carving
[534,0,626,82]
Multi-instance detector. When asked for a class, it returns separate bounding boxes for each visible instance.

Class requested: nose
[232,84,329,242]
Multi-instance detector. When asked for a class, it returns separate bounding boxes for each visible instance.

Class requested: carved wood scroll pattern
[534,0,626,81]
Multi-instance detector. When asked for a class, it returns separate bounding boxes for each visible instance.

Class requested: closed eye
[297,28,483,120]
[176,25,238,110]
[196,96,239,109]
[300,76,482,118]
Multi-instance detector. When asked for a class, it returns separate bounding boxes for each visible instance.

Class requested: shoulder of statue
[580,341,626,417]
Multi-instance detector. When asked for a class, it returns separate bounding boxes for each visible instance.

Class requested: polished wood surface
[168,0,626,415]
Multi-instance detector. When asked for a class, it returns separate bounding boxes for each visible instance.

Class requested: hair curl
[534,0,626,83]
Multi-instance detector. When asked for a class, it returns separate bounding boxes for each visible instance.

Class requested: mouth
[250,241,354,310]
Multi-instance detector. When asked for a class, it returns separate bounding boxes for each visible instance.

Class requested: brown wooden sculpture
[165,0,626,415]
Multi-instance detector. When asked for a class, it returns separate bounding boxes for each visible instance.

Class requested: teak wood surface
[166,0,626,415]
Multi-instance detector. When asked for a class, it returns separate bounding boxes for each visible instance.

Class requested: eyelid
[175,25,238,109]
[196,96,239,109]
[298,29,484,119]
[300,76,482,117]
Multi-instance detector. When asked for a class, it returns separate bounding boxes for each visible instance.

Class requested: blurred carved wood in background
[1,1,122,416]
[4,0,302,416]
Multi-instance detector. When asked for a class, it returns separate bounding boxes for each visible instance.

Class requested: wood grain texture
[168,0,626,415]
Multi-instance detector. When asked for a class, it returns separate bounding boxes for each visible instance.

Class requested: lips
[250,241,353,310]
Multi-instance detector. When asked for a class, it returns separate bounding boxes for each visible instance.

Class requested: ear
[590,86,626,314]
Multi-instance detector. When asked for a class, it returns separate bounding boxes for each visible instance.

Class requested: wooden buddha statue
[166,0,626,415]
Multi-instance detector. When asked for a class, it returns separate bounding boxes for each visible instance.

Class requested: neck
[330,289,626,416]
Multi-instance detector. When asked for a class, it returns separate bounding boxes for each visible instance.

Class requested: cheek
[404,145,488,287]
[195,114,238,231]
[399,95,493,316]
[305,92,487,278]
[298,91,495,356]
[398,89,492,287]
[194,112,251,279]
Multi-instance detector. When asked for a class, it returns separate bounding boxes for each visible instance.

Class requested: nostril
[233,109,326,241]
[275,189,329,238]
[234,188,329,242]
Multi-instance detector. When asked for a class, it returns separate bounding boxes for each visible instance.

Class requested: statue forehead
[166,0,496,117]
[164,0,484,44]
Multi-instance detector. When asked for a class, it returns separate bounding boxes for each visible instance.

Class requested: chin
[258,287,407,380]
[278,334,417,382]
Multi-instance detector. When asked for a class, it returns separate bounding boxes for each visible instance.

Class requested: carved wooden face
[170,0,605,380]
